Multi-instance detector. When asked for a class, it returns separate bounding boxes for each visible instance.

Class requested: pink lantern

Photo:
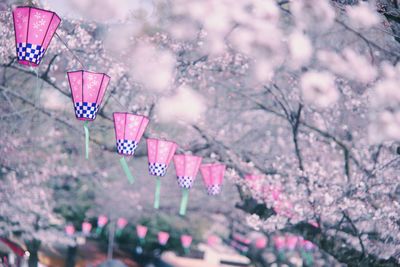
[158,231,170,246]
[147,138,177,177]
[68,71,110,121]
[173,154,202,216]
[113,112,149,183]
[147,138,177,209]
[136,225,148,239]
[114,113,149,156]
[285,235,298,251]
[12,6,61,66]
[181,235,192,248]
[255,237,267,249]
[117,218,128,229]
[97,215,108,228]
[65,225,75,236]
[67,70,111,159]
[173,155,202,189]
[200,163,226,195]
[273,235,286,251]
[81,222,92,235]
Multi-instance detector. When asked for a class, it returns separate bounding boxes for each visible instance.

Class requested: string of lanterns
[10,3,319,262]
[12,5,226,216]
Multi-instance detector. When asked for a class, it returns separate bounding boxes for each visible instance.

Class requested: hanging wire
[55,32,86,69]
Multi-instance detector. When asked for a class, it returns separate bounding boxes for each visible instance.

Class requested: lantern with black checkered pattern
[114,112,149,183]
[12,6,61,66]
[200,163,226,196]
[147,138,177,209]
[67,70,110,159]
[68,70,110,121]
[173,154,202,216]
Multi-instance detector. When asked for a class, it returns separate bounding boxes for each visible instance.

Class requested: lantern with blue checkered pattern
[147,138,177,209]
[114,112,149,184]
[173,154,202,216]
[67,70,110,159]
[12,6,61,66]
[200,163,226,196]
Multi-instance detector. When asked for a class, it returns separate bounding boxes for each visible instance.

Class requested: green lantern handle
[83,121,89,159]
[179,189,190,216]
[119,157,135,184]
[154,177,161,209]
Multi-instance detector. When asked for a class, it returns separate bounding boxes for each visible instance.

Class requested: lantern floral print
[67,70,110,120]
[200,163,226,195]
[12,6,61,66]
[173,155,202,189]
[147,138,177,176]
[113,113,149,156]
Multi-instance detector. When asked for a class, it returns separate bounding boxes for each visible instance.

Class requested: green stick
[119,157,134,184]
[83,121,89,159]
[179,189,190,216]
[154,177,161,209]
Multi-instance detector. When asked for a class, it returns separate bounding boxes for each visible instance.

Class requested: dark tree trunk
[25,239,41,267]
[65,245,77,267]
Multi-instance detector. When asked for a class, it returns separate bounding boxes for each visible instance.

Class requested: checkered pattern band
[207,185,221,195]
[74,102,99,120]
[16,42,45,64]
[117,139,138,155]
[177,176,194,189]
[148,162,167,176]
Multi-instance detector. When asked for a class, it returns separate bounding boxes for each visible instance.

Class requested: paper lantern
[273,236,285,251]
[113,112,149,183]
[117,218,128,229]
[67,70,110,159]
[173,154,202,216]
[147,138,177,209]
[65,225,75,236]
[181,235,192,255]
[12,6,61,66]
[136,225,148,240]
[200,163,225,195]
[285,235,298,251]
[116,217,128,237]
[255,237,267,249]
[82,222,92,235]
[96,215,108,235]
[158,231,170,246]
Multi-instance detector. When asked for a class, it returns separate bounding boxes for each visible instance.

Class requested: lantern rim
[112,112,149,120]
[67,69,111,79]
[200,163,225,168]
[14,6,61,21]
[146,137,177,146]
